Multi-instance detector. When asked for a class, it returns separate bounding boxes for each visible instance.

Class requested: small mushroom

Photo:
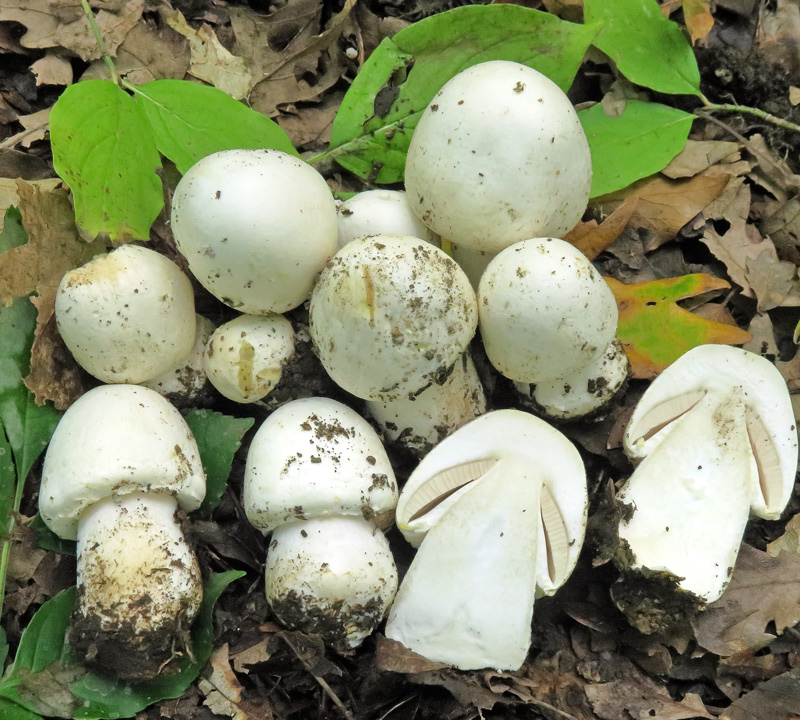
[39,385,206,681]
[171,149,338,314]
[309,234,478,401]
[55,244,196,384]
[336,190,439,251]
[615,345,798,618]
[143,313,215,405]
[203,314,295,404]
[479,238,628,419]
[405,60,591,254]
[244,397,399,648]
[386,409,587,670]
[365,352,486,456]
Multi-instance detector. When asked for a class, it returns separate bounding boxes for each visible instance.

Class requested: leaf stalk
[80,0,120,86]
[698,94,800,135]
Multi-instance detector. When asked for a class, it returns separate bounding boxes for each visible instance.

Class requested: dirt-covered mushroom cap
[265,516,398,650]
[615,345,798,608]
[55,244,196,384]
[386,409,587,670]
[309,234,478,401]
[40,384,206,541]
[204,313,295,404]
[337,190,438,250]
[244,397,397,533]
[405,60,591,254]
[479,238,618,384]
[171,149,338,314]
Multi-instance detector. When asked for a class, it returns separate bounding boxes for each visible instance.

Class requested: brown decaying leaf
[0,178,61,229]
[743,312,779,358]
[30,52,73,86]
[563,195,638,260]
[682,0,714,44]
[276,93,342,151]
[231,0,356,116]
[692,544,800,657]
[722,667,800,720]
[0,108,51,151]
[198,644,247,720]
[661,139,740,179]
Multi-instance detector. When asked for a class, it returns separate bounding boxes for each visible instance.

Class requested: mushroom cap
[171,149,338,314]
[40,385,206,540]
[143,313,215,402]
[385,454,540,670]
[55,244,196,384]
[405,60,591,254]
[365,352,486,456]
[203,313,295,404]
[309,234,478,401]
[265,516,398,649]
[244,397,398,533]
[395,409,587,596]
[337,190,438,251]
[478,238,618,384]
[623,344,798,520]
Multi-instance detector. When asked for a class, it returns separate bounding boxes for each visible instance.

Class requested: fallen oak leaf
[606,274,751,379]
[721,667,800,720]
[683,0,714,44]
[563,195,638,261]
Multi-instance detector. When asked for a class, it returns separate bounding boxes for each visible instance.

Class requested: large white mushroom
[309,234,478,402]
[244,397,399,649]
[55,244,196,384]
[39,385,206,681]
[386,409,587,670]
[615,345,798,623]
[171,149,338,315]
[405,60,592,255]
[479,238,628,419]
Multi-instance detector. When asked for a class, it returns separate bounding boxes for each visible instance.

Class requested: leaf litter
[4,1,800,720]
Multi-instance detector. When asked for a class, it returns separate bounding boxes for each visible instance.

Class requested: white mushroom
[386,409,587,670]
[309,234,478,401]
[55,244,196,384]
[143,313,215,404]
[203,314,295,404]
[171,149,338,314]
[365,352,486,456]
[479,238,628,419]
[244,397,399,648]
[616,345,798,610]
[39,385,206,681]
[405,60,591,254]
[337,190,439,251]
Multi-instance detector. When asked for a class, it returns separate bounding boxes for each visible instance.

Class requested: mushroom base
[74,492,203,681]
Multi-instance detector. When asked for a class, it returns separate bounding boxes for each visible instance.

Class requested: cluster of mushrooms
[40,60,798,680]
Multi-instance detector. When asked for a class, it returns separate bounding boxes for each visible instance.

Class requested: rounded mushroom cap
[265,516,398,649]
[171,149,338,314]
[244,397,397,533]
[40,384,206,541]
[337,190,438,251]
[55,244,196,384]
[478,238,618,384]
[405,60,591,254]
[203,313,295,404]
[309,234,478,401]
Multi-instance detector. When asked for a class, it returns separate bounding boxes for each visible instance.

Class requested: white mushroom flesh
[55,244,196,384]
[204,313,295,404]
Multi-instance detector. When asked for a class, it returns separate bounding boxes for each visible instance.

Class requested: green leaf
[0,296,61,485]
[0,627,9,667]
[0,425,13,538]
[30,514,76,556]
[585,0,701,96]
[49,80,163,241]
[0,207,27,253]
[183,409,254,514]
[579,100,694,197]
[134,80,298,175]
[0,697,42,720]
[0,572,244,719]
[327,4,597,183]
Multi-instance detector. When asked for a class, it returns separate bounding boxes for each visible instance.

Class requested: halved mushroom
[386,409,587,670]
[616,345,798,613]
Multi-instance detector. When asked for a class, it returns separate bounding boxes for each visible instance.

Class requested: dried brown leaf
[198,644,246,720]
[0,108,51,151]
[767,514,800,557]
[0,178,61,231]
[276,93,341,151]
[30,52,73,86]
[231,639,273,674]
[744,250,799,311]
[743,313,779,358]
[564,196,638,260]
[51,0,144,61]
[721,667,800,720]
[692,544,800,657]
[683,0,714,44]
[0,0,59,49]
[662,140,740,179]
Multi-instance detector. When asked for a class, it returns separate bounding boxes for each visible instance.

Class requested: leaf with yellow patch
[607,274,751,378]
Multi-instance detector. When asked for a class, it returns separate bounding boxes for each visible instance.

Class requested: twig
[698,93,800,135]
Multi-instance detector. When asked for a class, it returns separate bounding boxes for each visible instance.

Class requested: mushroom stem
[72,492,202,680]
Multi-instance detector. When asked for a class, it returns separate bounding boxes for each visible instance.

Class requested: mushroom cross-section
[39,384,206,681]
[616,345,798,610]
[386,409,587,670]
